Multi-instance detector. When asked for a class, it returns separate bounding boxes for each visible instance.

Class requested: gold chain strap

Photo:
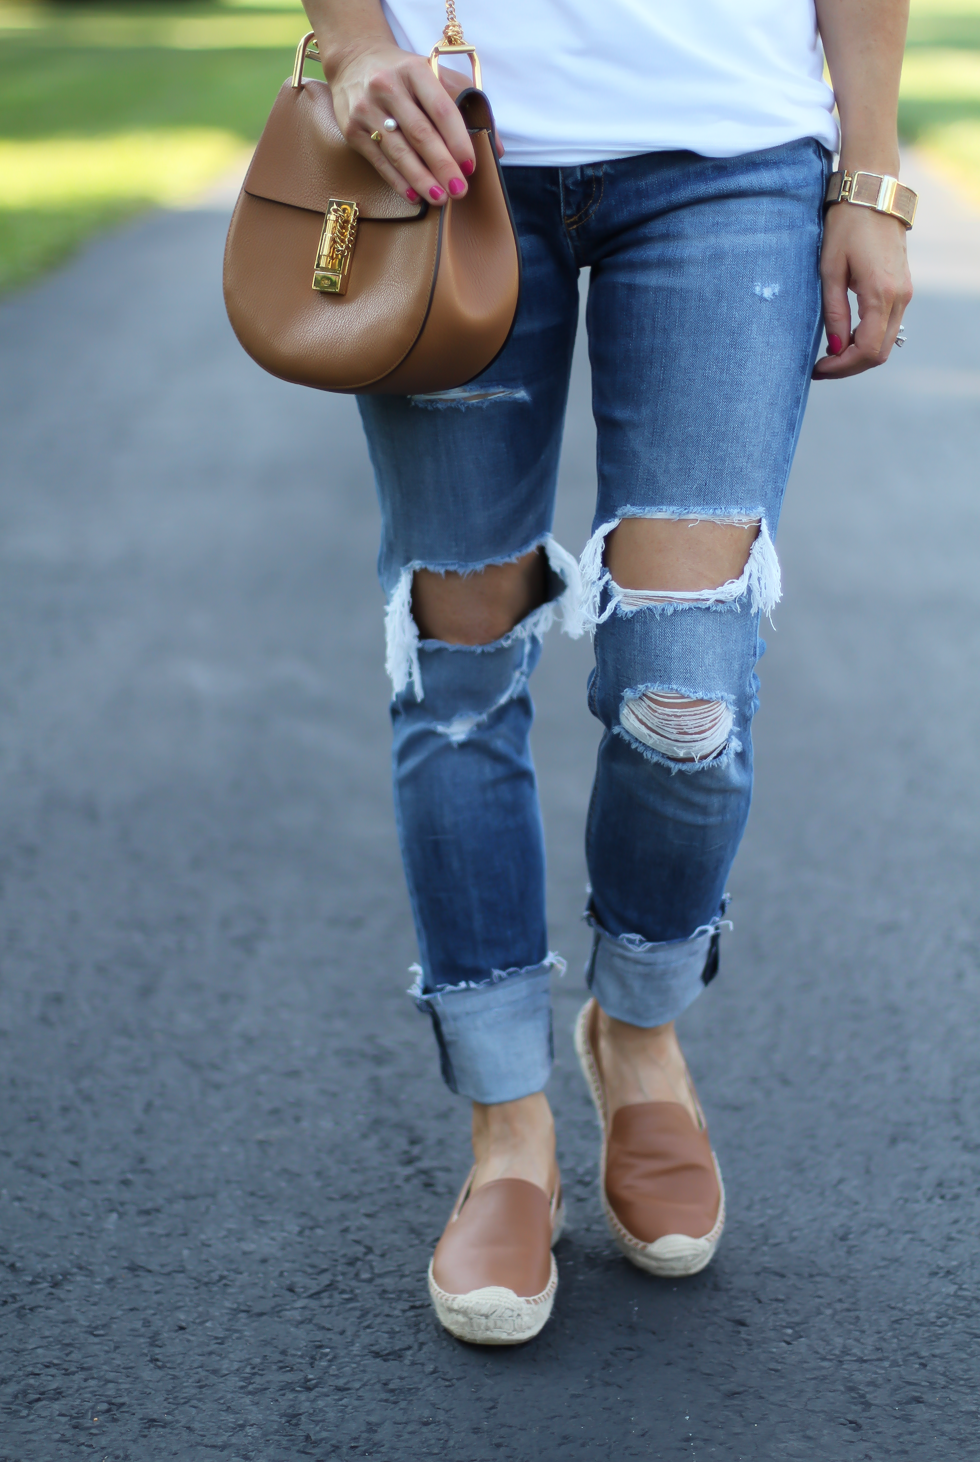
[443,1,465,47]
[430,3,481,90]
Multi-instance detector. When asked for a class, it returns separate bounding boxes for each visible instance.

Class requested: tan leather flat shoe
[428,1168,564,1345]
[575,998,725,1277]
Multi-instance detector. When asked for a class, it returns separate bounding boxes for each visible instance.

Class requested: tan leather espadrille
[428,1168,564,1345]
[575,998,725,1277]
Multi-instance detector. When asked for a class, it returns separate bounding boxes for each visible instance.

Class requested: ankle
[598,1009,679,1058]
[595,1007,699,1123]
[471,1092,557,1193]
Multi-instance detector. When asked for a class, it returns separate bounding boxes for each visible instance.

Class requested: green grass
[1,0,979,296]
[901,0,980,201]
[0,1,309,293]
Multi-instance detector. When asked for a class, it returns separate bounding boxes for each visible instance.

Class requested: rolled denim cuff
[585,911,724,1027]
[410,957,562,1103]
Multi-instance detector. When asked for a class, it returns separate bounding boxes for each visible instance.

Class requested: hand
[322,40,490,204]
[812,202,913,380]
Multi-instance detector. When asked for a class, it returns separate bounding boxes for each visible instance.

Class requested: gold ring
[370,129,383,144]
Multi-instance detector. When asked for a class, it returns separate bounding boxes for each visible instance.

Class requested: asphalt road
[1,165,978,1461]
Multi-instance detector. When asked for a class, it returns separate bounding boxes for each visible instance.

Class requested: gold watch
[825,169,917,229]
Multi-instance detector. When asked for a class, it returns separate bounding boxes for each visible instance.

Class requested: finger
[372,112,467,203]
[353,135,419,202]
[878,294,907,360]
[433,64,475,102]
[408,62,477,171]
[814,289,898,380]
[366,60,474,193]
[344,112,419,201]
[820,264,853,362]
[426,62,505,158]
[878,272,913,362]
[348,100,452,203]
[851,289,892,360]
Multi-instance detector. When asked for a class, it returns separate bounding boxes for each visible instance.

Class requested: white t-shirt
[382,1,838,165]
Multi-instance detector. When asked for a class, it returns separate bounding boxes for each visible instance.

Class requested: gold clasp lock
[313,198,359,294]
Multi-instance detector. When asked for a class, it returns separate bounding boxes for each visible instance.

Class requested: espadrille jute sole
[574,1001,725,1277]
[428,1204,564,1345]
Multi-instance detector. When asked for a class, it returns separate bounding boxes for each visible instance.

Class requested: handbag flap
[243,78,426,221]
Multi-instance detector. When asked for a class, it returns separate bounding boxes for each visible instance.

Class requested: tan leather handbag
[222,9,521,395]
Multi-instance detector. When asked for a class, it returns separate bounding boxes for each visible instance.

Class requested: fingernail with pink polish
[448,177,465,197]
[461,158,475,177]
[405,188,419,202]
[429,185,445,201]
[827,333,843,356]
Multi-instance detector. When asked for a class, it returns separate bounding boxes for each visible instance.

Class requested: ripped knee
[605,516,759,596]
[385,538,583,699]
[581,513,781,625]
[620,690,733,764]
[412,548,549,646]
[584,517,764,766]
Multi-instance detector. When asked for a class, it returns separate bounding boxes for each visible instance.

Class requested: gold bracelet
[824,169,917,229]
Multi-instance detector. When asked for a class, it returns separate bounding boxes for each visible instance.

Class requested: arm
[301,0,476,205]
[812,0,913,378]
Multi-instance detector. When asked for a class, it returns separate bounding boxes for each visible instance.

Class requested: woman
[301,0,912,1343]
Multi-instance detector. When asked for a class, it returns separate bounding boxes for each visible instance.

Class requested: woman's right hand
[323,39,477,205]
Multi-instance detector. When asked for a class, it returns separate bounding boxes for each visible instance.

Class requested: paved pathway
[0,157,978,1460]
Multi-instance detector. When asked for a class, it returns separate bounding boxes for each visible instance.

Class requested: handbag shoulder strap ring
[292,4,481,94]
[430,0,481,89]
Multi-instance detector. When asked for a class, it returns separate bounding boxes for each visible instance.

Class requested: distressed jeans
[358,138,829,1103]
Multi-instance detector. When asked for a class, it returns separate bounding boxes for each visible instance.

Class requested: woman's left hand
[812,202,913,379]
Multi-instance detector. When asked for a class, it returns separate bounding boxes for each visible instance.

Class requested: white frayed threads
[434,712,482,746]
[617,520,781,618]
[753,283,780,301]
[579,517,622,628]
[383,535,585,699]
[408,950,566,1001]
[384,568,422,698]
[543,535,587,639]
[580,517,782,628]
[496,536,586,647]
[620,691,733,763]
[748,519,782,617]
[492,950,567,981]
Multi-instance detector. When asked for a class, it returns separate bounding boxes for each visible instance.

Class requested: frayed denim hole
[581,515,782,630]
[385,531,584,701]
[621,682,738,715]
[620,689,734,764]
[611,721,743,776]
[408,385,530,410]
